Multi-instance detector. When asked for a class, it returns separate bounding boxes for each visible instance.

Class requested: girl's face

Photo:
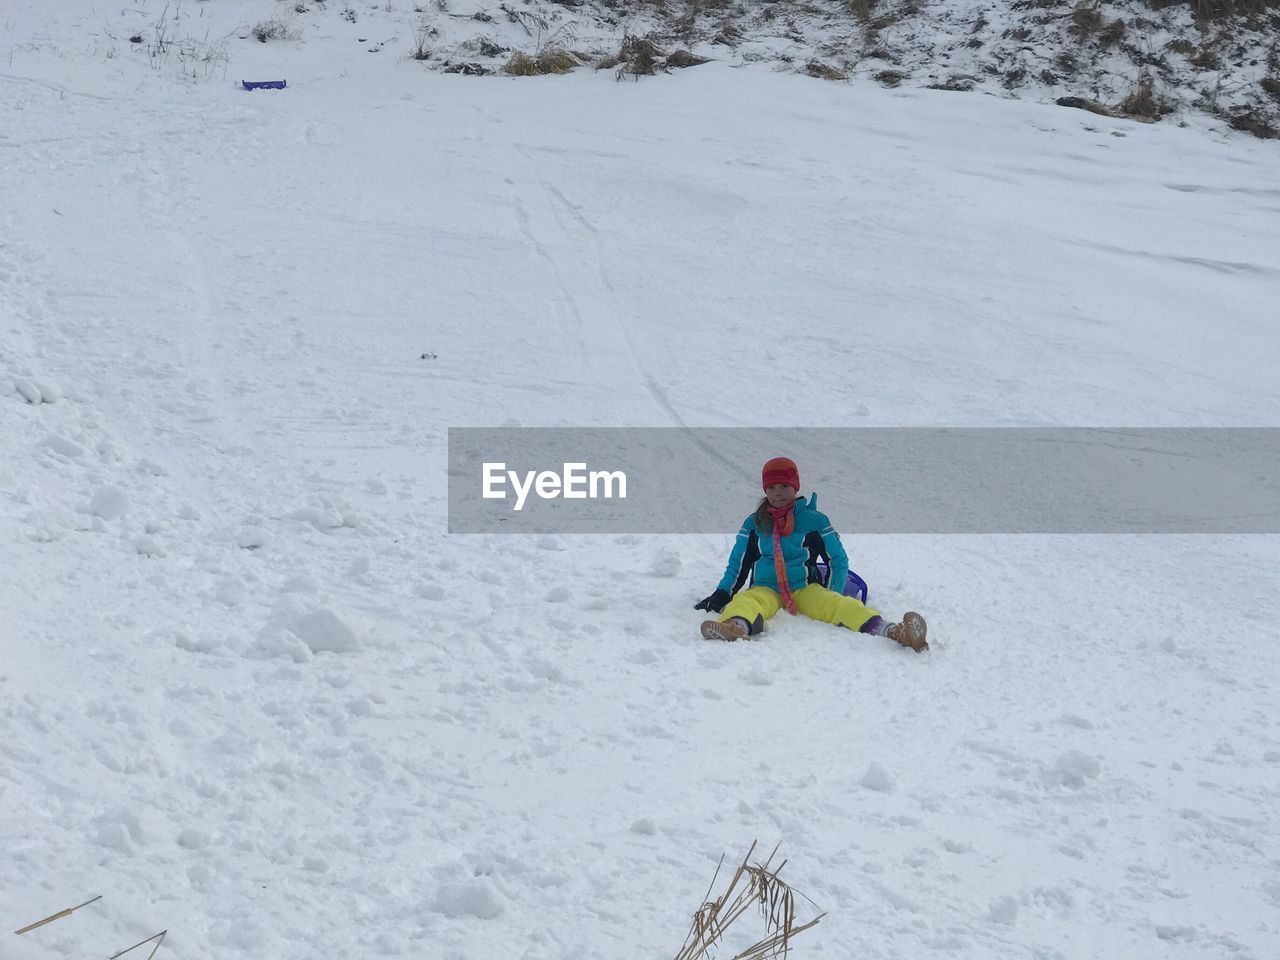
[765,483,797,508]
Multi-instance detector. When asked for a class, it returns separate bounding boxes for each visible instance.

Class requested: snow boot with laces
[886,611,928,652]
[701,616,752,641]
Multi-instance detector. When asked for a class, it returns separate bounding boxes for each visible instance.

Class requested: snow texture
[288,609,362,655]
[89,486,129,521]
[860,761,896,793]
[1,3,1278,960]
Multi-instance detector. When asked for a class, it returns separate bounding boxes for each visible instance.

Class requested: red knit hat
[761,457,800,491]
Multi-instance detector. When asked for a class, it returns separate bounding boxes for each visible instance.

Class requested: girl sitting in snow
[695,457,928,651]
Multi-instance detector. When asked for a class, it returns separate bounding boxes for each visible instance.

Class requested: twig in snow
[109,929,167,960]
[14,894,103,935]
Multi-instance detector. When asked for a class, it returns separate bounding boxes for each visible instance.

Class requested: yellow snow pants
[719,584,880,633]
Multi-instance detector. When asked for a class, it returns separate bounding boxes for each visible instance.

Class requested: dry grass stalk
[614,34,664,77]
[503,47,579,75]
[251,19,291,43]
[537,48,579,73]
[14,895,103,935]
[804,60,847,81]
[666,49,711,69]
[1068,1,1104,41]
[673,841,825,960]
[1118,77,1173,119]
[410,24,432,60]
[109,929,167,960]
[504,51,540,75]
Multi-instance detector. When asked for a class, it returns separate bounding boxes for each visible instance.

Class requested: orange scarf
[768,503,798,615]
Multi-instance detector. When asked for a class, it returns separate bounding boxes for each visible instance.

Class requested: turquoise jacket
[716,494,848,595]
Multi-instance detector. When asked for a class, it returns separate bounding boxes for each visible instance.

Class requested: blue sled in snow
[242,79,287,91]
[814,560,869,603]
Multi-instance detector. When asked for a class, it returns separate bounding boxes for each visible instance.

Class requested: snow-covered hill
[3,2,1280,960]
[20,0,1277,135]
[418,0,1280,136]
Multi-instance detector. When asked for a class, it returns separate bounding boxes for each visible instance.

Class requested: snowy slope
[8,0,1280,133]
[4,2,1280,960]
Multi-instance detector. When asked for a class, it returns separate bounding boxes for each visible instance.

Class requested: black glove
[694,589,731,613]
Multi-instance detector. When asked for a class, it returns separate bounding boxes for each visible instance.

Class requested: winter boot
[886,611,928,652]
[701,617,751,642]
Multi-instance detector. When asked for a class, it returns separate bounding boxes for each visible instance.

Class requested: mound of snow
[42,434,85,458]
[415,581,445,601]
[860,761,895,792]
[431,879,505,920]
[988,895,1019,925]
[12,376,42,403]
[1047,750,1102,788]
[32,378,62,403]
[90,484,129,520]
[650,547,682,577]
[289,609,361,654]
